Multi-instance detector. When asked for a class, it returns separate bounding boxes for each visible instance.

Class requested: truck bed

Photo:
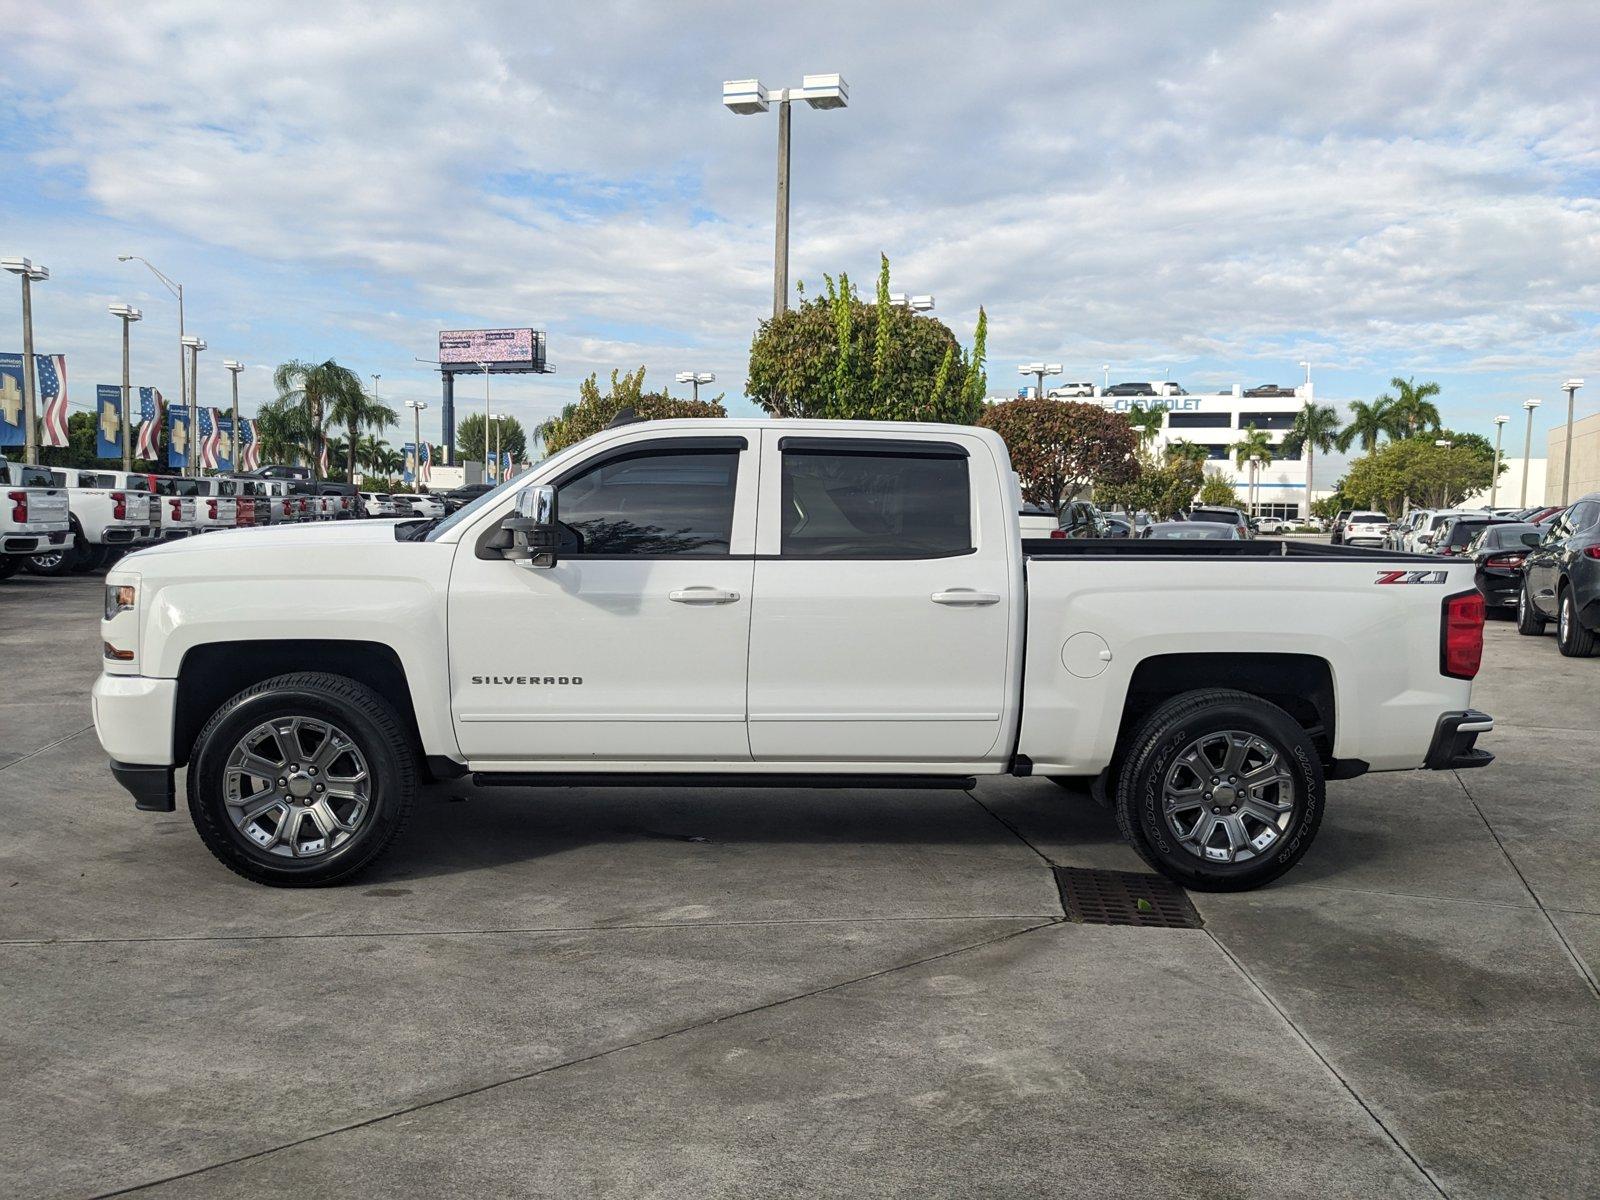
[1022,537,1436,563]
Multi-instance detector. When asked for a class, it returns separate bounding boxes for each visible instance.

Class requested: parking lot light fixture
[181,335,206,477]
[1560,379,1584,504]
[4,257,49,465]
[223,360,244,470]
[1017,362,1062,401]
[405,399,428,477]
[118,255,187,442]
[675,371,716,403]
[1490,415,1509,508]
[1521,398,1541,507]
[1101,364,1110,391]
[722,72,849,317]
[889,293,935,313]
[110,304,144,471]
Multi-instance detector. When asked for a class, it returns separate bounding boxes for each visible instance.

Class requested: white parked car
[1342,511,1392,547]
[26,468,157,576]
[1254,516,1291,535]
[0,456,71,575]
[96,418,1495,892]
[359,492,406,519]
[401,493,445,519]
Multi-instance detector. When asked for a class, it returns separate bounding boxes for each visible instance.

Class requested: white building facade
[1085,385,1318,519]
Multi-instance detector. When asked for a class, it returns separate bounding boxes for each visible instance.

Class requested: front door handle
[931,589,1001,606]
[669,587,742,605]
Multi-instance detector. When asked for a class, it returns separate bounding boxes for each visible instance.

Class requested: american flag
[197,407,221,470]
[418,441,431,483]
[136,388,164,459]
[239,418,260,471]
[501,450,512,480]
[36,354,69,447]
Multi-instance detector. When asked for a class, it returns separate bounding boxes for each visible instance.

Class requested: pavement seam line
[963,787,1068,919]
[1450,771,1600,1001]
[0,913,1064,948]
[1296,882,1534,912]
[0,723,94,772]
[89,917,1060,1198]
[1205,932,1452,1199]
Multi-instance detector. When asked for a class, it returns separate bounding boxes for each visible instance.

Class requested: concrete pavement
[1,572,1595,1198]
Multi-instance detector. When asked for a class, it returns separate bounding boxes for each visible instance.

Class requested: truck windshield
[422,439,594,542]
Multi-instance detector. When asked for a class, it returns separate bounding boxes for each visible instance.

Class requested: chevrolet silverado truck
[1,456,71,577]
[26,468,156,576]
[93,418,1495,890]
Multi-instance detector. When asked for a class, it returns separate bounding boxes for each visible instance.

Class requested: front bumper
[1423,709,1495,771]
[111,761,176,812]
[91,674,177,768]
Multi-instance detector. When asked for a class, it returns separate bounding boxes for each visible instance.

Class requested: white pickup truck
[1,456,72,575]
[25,468,156,576]
[93,419,1495,891]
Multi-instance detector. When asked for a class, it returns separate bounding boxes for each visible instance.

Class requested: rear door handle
[931,589,1001,606]
[669,587,742,605]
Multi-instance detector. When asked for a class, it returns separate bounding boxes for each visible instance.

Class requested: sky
[2,0,1598,474]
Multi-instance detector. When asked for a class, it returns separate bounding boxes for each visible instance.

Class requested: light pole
[723,74,849,318]
[1017,362,1062,401]
[117,256,185,442]
[1490,415,1509,508]
[489,411,507,479]
[1560,379,1584,505]
[675,371,716,402]
[2,258,48,464]
[1521,398,1541,507]
[888,293,935,313]
[223,360,244,470]
[478,361,492,480]
[1102,364,1111,392]
[181,335,206,477]
[406,400,427,483]
[1298,360,1312,393]
[109,304,143,472]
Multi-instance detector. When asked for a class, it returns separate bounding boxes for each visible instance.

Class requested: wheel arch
[173,640,423,770]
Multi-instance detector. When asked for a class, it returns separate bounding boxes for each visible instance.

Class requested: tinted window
[1445,520,1490,548]
[558,449,738,556]
[1570,501,1599,531]
[1237,412,1297,430]
[781,449,970,558]
[1190,507,1244,526]
[1166,413,1231,428]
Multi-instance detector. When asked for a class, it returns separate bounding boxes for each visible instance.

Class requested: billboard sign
[439,328,540,367]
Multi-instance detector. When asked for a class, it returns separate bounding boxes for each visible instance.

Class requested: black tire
[1115,689,1324,892]
[1556,585,1598,657]
[25,543,79,576]
[72,544,109,574]
[0,555,21,580]
[1516,576,1547,635]
[188,672,418,886]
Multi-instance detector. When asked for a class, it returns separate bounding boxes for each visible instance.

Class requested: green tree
[36,411,99,469]
[1198,469,1239,507]
[1335,397,1393,453]
[271,359,366,480]
[1342,438,1494,515]
[1098,453,1204,520]
[252,397,315,467]
[324,435,350,480]
[1230,424,1274,471]
[1165,439,1210,468]
[1311,491,1346,519]
[457,412,529,464]
[747,255,987,423]
[536,368,725,455]
[978,398,1140,512]
[1281,401,1342,517]
[327,380,398,481]
[1124,403,1166,448]
[1383,376,1442,439]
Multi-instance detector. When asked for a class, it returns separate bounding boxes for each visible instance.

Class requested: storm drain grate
[1054,866,1204,929]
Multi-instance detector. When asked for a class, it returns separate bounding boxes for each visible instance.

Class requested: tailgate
[20,488,69,532]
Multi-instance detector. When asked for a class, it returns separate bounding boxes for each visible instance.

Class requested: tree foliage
[272,359,367,480]
[534,367,726,456]
[1382,376,1442,438]
[456,412,528,464]
[1336,397,1392,453]
[1098,452,1204,520]
[1230,424,1274,470]
[746,255,987,423]
[1281,401,1342,513]
[1198,470,1240,507]
[1342,438,1495,515]
[978,398,1139,512]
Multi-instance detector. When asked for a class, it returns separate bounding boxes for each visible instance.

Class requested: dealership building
[1085,384,1321,519]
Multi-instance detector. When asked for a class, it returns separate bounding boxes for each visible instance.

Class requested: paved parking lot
[3,571,1596,1198]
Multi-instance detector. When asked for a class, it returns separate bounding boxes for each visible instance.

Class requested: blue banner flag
[402,442,416,485]
[216,416,234,473]
[96,385,125,459]
[167,407,191,469]
[0,353,23,446]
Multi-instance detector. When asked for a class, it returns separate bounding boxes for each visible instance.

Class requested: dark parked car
[1144,521,1244,540]
[1104,382,1158,397]
[1329,508,1353,545]
[1517,494,1600,656]
[1243,384,1296,397]
[442,482,495,514]
[1053,499,1109,539]
[1464,523,1538,612]
[1431,514,1509,557]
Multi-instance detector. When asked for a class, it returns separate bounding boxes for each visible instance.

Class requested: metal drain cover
[1054,866,1203,929]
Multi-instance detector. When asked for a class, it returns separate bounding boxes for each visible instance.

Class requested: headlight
[105,584,137,621]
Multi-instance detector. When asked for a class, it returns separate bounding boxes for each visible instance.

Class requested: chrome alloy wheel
[1161,731,1295,864]
[224,716,371,859]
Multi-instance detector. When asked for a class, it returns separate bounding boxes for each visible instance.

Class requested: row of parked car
[1023,500,1325,542]
[0,456,463,580]
[1329,498,1600,657]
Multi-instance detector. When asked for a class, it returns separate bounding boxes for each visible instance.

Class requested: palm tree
[1230,424,1274,515]
[251,397,316,467]
[328,381,398,481]
[272,359,366,480]
[355,434,386,474]
[1384,376,1441,439]
[325,435,349,477]
[375,446,404,478]
[1336,397,1393,454]
[1125,403,1166,448]
[1165,439,1210,467]
[1281,402,1341,519]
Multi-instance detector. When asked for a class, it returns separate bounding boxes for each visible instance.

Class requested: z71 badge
[1374,569,1448,585]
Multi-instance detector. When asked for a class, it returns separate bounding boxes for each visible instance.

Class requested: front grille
[1054,866,1204,929]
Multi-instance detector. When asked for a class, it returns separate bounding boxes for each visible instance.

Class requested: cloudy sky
[3,0,1598,466]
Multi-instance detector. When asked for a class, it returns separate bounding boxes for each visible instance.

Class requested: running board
[471,772,976,791]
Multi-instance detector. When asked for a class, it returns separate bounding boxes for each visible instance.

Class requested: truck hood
[113,519,440,583]
[128,519,409,561]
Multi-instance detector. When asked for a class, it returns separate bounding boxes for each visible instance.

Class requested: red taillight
[1585,545,1600,560]
[1487,553,1526,568]
[207,499,218,519]
[1049,528,1066,539]
[111,491,126,520]
[283,499,293,517]
[169,498,182,519]
[7,490,25,523]
[1442,591,1485,680]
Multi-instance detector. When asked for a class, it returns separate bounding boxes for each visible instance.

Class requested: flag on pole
[197,407,219,470]
[95,385,124,459]
[418,441,431,483]
[0,354,25,446]
[501,450,512,480]
[37,354,69,447]
[402,442,416,485]
[239,418,259,471]
[215,414,234,472]
[168,407,190,469]
[136,388,164,459]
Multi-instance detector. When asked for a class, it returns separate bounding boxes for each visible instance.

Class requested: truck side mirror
[500,485,558,568]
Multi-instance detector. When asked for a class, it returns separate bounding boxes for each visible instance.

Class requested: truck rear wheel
[188,672,418,886]
[25,544,79,575]
[1115,689,1324,892]
[0,555,21,580]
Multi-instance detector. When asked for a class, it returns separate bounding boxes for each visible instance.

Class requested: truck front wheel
[1115,690,1324,892]
[188,672,418,886]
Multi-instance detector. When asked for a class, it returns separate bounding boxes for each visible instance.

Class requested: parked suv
[1342,511,1392,548]
[1517,494,1600,656]
[1187,505,1252,538]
